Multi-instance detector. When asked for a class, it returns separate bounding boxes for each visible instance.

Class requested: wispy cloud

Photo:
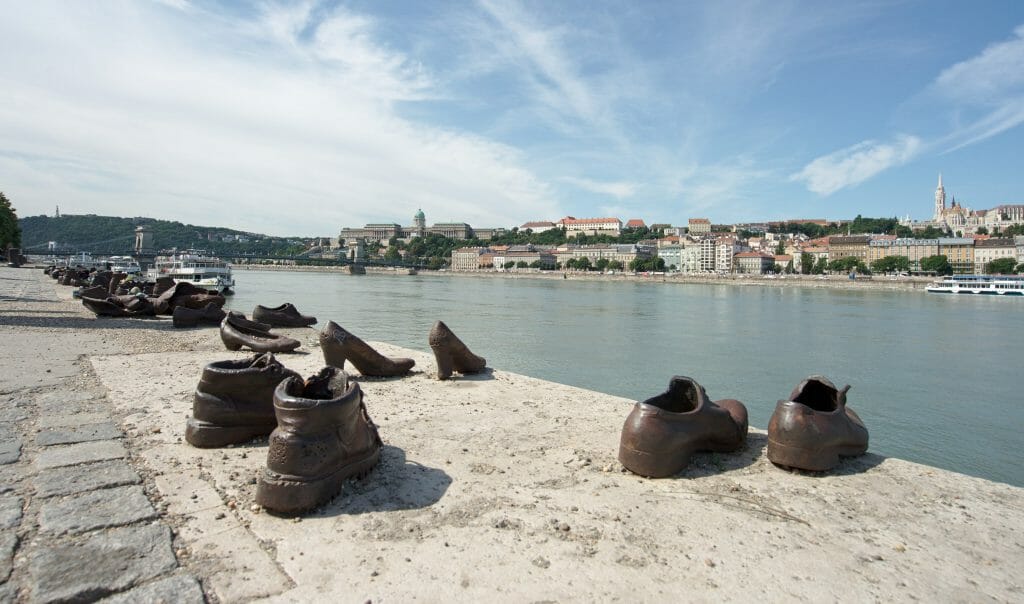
[933,23,1024,151]
[561,177,636,199]
[791,136,922,196]
[0,2,559,235]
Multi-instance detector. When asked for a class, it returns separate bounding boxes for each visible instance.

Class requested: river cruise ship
[151,251,235,294]
[926,274,1024,295]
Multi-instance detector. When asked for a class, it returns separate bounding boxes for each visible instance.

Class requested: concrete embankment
[233,263,934,292]
[1,266,1020,602]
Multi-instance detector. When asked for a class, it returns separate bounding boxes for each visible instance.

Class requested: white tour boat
[107,255,142,276]
[151,250,235,294]
[926,274,1024,295]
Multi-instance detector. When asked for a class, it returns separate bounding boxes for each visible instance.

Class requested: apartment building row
[451,235,1024,274]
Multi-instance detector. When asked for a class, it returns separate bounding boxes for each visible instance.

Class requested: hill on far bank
[18,214,312,256]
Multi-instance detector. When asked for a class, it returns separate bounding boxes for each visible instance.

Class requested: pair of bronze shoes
[618,375,868,477]
[220,312,301,353]
[186,355,380,514]
[319,320,485,381]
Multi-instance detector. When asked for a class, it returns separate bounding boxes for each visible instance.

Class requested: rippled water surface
[226,270,1024,487]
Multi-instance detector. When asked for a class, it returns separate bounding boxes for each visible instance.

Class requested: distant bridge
[22,246,434,271]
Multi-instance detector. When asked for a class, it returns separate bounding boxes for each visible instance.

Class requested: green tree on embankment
[0,192,21,249]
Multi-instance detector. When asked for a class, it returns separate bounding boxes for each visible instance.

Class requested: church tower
[933,173,946,222]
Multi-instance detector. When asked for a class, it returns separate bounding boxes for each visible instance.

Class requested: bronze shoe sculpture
[226,310,272,332]
[320,321,415,377]
[255,367,381,514]
[253,303,317,328]
[618,376,748,478]
[173,302,228,328]
[81,295,130,317]
[767,376,868,472]
[186,353,301,448]
[428,320,486,380]
[220,314,301,353]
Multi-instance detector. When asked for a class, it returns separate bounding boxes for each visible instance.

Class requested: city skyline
[2,1,1022,237]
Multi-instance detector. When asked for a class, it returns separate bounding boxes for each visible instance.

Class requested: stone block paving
[0,377,204,602]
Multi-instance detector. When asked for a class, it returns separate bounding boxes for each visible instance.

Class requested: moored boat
[108,255,142,276]
[926,274,1024,295]
[150,250,235,294]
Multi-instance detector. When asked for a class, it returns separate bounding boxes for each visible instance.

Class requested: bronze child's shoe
[253,303,317,328]
[320,321,414,377]
[186,353,300,448]
[618,376,748,478]
[255,367,382,514]
[220,314,301,353]
[428,320,486,380]
[767,376,868,472]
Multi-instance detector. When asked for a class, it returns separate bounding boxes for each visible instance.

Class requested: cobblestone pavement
[0,266,203,603]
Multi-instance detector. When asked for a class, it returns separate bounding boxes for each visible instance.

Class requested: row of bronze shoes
[217,304,485,381]
[50,266,229,322]
[618,375,869,476]
[187,303,487,514]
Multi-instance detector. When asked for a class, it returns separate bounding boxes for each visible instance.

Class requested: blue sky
[1,1,1022,236]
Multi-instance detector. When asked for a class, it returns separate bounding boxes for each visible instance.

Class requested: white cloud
[561,177,636,199]
[0,2,559,235]
[932,24,1024,150]
[790,136,922,196]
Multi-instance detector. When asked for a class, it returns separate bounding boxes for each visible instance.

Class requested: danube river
[226,270,1023,487]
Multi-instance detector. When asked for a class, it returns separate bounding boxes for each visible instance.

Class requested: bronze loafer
[767,376,868,471]
[253,303,317,327]
[619,376,748,478]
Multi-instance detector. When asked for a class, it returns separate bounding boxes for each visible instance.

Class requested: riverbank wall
[1,266,1019,602]
[232,263,935,292]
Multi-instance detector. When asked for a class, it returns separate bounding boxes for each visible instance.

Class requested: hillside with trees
[19,214,308,256]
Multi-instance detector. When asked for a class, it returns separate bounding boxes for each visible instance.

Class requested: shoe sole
[185,418,275,448]
[618,444,693,478]
[255,447,381,515]
[766,438,867,472]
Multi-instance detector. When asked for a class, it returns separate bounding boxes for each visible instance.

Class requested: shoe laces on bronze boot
[255,367,381,514]
[186,353,300,448]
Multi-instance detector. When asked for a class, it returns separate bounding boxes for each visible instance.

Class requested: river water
[225,270,1023,487]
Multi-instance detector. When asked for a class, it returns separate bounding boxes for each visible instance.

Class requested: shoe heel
[766,439,837,472]
[617,444,688,478]
[223,341,242,351]
[433,348,453,380]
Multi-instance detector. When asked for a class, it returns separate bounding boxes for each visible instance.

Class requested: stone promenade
[1,267,203,603]
[2,265,1023,602]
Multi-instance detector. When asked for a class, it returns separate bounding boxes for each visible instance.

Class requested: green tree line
[19,214,307,256]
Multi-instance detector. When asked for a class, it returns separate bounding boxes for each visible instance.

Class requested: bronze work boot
[767,376,868,471]
[320,321,415,377]
[186,354,300,448]
[618,376,748,478]
[220,314,301,353]
[255,367,381,514]
[428,320,486,380]
[253,303,317,327]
